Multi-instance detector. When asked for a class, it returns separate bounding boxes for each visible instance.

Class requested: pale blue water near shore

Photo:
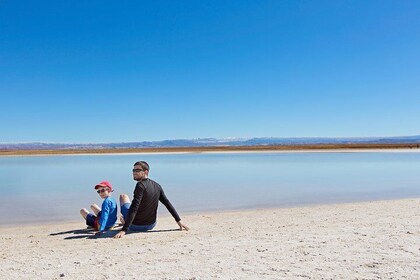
[0,151,419,226]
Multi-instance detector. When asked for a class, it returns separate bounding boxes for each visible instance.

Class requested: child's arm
[98,200,111,232]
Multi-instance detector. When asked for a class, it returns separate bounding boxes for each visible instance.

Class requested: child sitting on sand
[80,181,117,234]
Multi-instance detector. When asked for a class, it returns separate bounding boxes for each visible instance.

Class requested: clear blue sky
[1,1,419,143]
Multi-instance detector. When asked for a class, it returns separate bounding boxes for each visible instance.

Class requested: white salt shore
[1,198,419,279]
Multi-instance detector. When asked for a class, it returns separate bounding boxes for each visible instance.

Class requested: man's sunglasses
[132,169,144,173]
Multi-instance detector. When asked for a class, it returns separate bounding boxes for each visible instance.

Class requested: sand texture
[1,198,419,279]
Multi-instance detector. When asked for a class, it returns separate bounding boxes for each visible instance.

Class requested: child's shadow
[50,227,180,240]
[49,227,119,240]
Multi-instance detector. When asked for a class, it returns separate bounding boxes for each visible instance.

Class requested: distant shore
[1,143,420,156]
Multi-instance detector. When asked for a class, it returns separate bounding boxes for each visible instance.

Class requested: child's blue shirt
[98,196,117,231]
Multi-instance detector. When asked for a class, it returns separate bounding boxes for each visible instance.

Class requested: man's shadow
[49,226,180,240]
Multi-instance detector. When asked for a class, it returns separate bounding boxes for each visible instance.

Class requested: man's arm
[159,189,189,231]
[115,184,145,239]
[159,189,180,221]
[121,184,144,232]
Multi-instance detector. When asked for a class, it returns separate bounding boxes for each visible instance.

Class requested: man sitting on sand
[114,161,189,238]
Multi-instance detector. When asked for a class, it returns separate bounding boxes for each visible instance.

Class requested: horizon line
[1,134,420,145]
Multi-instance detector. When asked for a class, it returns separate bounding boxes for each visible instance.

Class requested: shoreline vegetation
[1,143,420,156]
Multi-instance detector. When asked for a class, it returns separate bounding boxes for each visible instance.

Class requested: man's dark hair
[134,161,150,171]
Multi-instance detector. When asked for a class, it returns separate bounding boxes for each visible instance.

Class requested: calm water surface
[0,151,419,226]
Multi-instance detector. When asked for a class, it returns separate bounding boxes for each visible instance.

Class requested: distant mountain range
[1,135,420,150]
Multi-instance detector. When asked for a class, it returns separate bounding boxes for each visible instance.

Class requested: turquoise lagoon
[0,151,419,225]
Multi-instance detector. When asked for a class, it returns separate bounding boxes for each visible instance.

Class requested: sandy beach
[1,198,419,279]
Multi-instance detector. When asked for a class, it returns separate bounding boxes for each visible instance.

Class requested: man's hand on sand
[114,231,126,239]
[177,220,189,231]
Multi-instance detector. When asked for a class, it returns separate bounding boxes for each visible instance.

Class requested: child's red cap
[94,181,113,192]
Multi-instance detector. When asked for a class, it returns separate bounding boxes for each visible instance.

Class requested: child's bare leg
[80,208,89,220]
[90,204,101,215]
